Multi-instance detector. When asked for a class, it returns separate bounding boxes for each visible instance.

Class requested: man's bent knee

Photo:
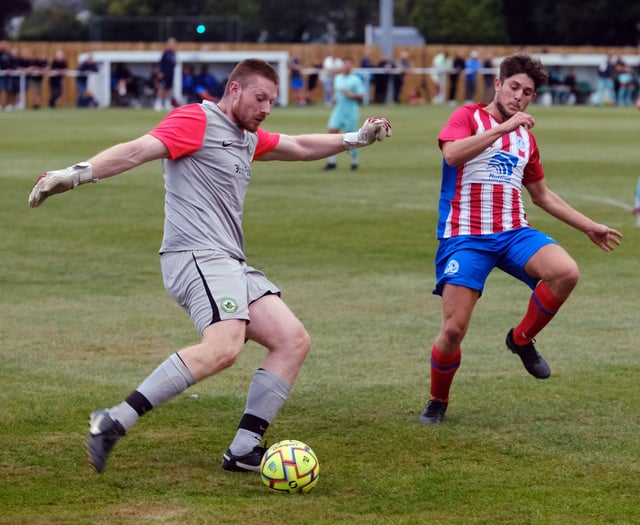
[293,328,312,359]
[546,259,580,297]
[272,325,311,360]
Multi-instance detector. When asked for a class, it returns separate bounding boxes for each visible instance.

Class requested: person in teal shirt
[323,56,366,171]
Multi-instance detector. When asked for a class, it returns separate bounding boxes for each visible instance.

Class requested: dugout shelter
[77,49,290,108]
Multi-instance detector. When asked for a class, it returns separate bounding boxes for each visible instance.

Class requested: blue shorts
[433,228,558,296]
[160,74,174,90]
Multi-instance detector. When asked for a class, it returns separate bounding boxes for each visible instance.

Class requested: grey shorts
[160,250,280,335]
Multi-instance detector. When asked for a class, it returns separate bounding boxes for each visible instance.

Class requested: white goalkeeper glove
[28,162,96,208]
[343,117,392,150]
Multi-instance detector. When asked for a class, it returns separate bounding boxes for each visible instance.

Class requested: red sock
[513,281,565,345]
[430,345,461,402]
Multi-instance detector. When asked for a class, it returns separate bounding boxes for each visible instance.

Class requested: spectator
[482,51,495,102]
[360,53,374,69]
[20,48,34,107]
[594,54,615,106]
[194,65,222,103]
[76,54,99,107]
[319,52,342,106]
[634,176,640,227]
[148,66,162,103]
[154,37,177,111]
[5,45,20,110]
[28,50,48,109]
[393,50,412,103]
[447,54,465,105]
[374,54,393,104]
[562,67,579,105]
[547,66,565,104]
[635,62,640,105]
[181,64,197,104]
[288,53,306,106]
[359,51,375,105]
[306,55,322,104]
[17,47,35,110]
[615,57,634,106]
[0,40,10,109]
[78,88,98,108]
[322,56,366,171]
[48,49,68,109]
[430,50,451,105]
[464,50,481,103]
[112,63,134,107]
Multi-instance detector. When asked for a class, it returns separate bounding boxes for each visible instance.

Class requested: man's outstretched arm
[29,134,169,208]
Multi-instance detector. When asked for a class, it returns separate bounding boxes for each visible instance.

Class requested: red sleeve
[523,132,545,184]
[148,104,207,159]
[253,128,280,160]
[437,106,476,150]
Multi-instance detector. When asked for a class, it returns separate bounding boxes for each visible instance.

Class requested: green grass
[1,103,639,524]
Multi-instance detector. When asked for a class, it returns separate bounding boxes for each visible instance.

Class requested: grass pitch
[1,103,639,524]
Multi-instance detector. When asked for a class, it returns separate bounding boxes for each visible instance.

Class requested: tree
[410,0,508,44]
[525,0,640,46]
[88,0,377,43]
[11,0,640,45]
[253,0,376,43]
[412,0,640,46]
[0,0,31,39]
[19,5,89,41]
[84,0,258,42]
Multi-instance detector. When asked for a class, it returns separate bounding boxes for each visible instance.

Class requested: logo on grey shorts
[220,297,238,313]
[222,140,234,147]
[444,259,459,275]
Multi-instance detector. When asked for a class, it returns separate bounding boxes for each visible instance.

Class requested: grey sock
[109,353,195,430]
[229,369,290,455]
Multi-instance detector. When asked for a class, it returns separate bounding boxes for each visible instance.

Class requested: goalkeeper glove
[343,117,392,150]
[28,162,96,208]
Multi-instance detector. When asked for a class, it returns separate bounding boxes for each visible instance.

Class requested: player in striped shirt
[420,53,622,424]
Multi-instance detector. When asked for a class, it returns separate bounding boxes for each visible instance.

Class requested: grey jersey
[155,101,260,261]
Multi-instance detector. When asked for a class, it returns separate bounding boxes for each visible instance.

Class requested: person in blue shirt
[194,64,222,102]
[464,50,482,103]
[154,37,177,111]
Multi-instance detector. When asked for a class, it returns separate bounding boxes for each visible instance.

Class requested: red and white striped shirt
[436,103,544,239]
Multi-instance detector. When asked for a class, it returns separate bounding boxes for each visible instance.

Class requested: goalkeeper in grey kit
[28,58,392,473]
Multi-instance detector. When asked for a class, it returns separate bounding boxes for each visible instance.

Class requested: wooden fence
[3,41,638,109]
